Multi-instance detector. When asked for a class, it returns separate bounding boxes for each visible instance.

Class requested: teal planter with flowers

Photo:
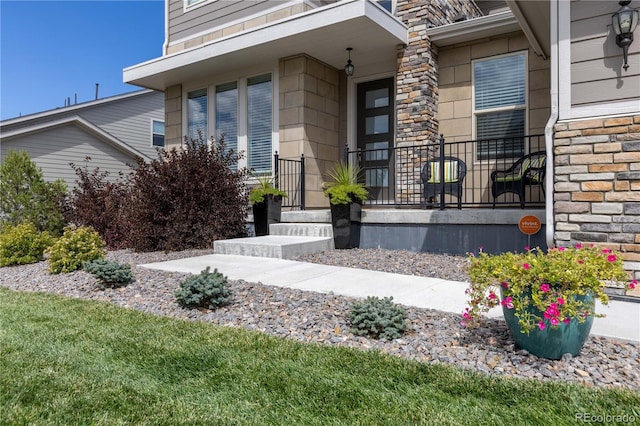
[501,289,594,359]
[463,244,636,359]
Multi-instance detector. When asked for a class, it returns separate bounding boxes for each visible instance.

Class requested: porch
[276,135,547,212]
[245,208,547,256]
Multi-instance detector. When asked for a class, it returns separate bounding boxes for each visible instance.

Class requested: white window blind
[187,88,207,143]
[247,74,272,173]
[474,54,526,159]
[215,82,238,157]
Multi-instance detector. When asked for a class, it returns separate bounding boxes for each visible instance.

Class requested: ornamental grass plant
[464,245,636,334]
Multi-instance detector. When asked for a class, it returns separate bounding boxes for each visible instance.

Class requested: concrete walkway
[140,254,640,343]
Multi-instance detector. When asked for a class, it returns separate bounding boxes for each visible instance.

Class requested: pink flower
[577,260,584,265]
[607,254,617,262]
[523,263,530,270]
[576,243,582,249]
[524,246,530,251]
[501,281,509,289]
[550,317,559,326]
[558,247,565,252]
[631,280,638,289]
[488,292,497,300]
[540,283,550,293]
[602,248,612,254]
[501,296,514,309]
[563,318,571,324]
[557,297,565,305]
[538,321,546,330]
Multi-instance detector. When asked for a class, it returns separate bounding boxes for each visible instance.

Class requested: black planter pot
[252,195,282,236]
[330,201,362,249]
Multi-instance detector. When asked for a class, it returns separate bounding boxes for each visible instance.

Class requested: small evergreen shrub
[0,149,67,236]
[349,296,408,340]
[83,259,132,287]
[46,226,106,274]
[0,222,55,266]
[175,267,232,309]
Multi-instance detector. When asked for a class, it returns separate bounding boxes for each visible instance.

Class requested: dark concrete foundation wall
[360,223,547,256]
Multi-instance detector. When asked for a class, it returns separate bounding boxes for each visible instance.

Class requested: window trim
[182,66,279,172]
[150,119,165,148]
[471,50,529,161]
[183,0,215,12]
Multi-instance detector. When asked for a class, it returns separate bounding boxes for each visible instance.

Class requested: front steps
[214,213,334,259]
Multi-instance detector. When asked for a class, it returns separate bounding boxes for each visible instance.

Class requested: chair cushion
[428,161,459,183]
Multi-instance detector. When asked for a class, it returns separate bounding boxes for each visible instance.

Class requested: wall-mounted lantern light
[345,48,354,77]
[612,0,639,71]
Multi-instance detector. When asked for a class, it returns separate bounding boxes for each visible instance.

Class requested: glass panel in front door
[357,78,394,203]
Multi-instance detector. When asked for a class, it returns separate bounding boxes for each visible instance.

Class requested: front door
[357,78,394,203]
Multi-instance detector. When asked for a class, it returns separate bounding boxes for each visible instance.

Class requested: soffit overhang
[124,0,407,90]
[426,10,521,47]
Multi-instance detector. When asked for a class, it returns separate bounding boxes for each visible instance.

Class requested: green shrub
[349,296,408,340]
[175,267,232,309]
[248,175,287,205]
[0,222,55,266]
[46,226,106,274]
[0,149,67,236]
[83,259,132,288]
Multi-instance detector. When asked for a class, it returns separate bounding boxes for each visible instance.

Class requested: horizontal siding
[571,75,640,106]
[570,0,640,108]
[570,35,640,63]
[571,55,640,84]
[1,91,164,160]
[80,91,164,159]
[1,125,137,187]
[168,0,272,43]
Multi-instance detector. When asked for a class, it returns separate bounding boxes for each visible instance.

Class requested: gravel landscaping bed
[1,248,638,391]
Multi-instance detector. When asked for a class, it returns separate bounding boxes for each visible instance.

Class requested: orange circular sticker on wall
[519,215,541,235]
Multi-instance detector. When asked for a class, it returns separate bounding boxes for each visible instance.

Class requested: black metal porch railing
[274,152,305,210]
[344,134,546,209]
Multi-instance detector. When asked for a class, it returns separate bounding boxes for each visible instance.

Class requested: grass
[1,288,638,425]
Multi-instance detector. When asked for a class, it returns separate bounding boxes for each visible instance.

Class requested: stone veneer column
[394,0,481,204]
[554,114,640,289]
[279,55,340,208]
[164,84,183,149]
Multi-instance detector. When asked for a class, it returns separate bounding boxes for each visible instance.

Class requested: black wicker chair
[491,151,546,209]
[420,156,467,209]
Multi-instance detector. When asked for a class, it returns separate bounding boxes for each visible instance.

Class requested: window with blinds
[215,82,238,161]
[187,88,207,143]
[473,53,526,160]
[247,74,272,173]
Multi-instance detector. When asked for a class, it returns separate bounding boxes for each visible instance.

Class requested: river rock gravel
[1,248,638,391]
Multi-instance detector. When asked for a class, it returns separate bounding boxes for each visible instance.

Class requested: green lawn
[1,288,638,425]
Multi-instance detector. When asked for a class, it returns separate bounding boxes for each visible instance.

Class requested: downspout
[544,0,559,249]
[162,0,169,55]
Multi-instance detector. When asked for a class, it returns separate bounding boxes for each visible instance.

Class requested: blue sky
[0,0,164,120]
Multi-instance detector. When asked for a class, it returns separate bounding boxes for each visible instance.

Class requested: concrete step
[270,223,333,237]
[281,210,331,223]
[214,235,334,259]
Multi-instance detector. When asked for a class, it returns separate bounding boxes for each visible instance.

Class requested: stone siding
[279,55,340,208]
[393,0,481,204]
[554,114,640,281]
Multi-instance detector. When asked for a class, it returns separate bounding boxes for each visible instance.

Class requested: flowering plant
[463,245,635,334]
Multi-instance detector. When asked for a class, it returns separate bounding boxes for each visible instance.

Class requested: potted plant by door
[323,162,368,249]
[249,176,287,236]
[462,245,635,359]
